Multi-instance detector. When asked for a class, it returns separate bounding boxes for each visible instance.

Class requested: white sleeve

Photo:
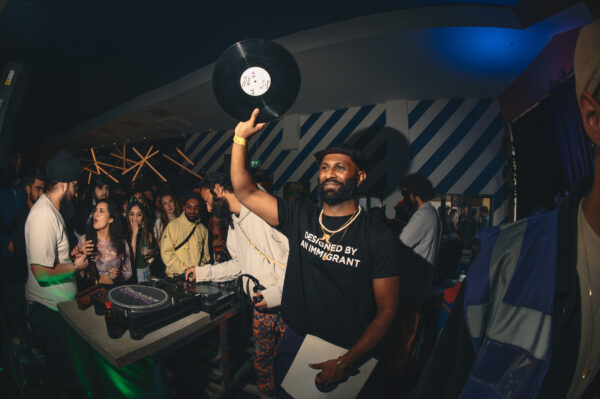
[26,210,58,268]
[194,227,241,282]
[400,211,426,249]
[153,218,163,241]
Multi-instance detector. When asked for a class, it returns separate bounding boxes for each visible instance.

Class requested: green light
[250,160,261,168]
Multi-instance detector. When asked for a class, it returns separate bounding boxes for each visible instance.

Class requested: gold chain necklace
[321,227,350,261]
[318,206,362,244]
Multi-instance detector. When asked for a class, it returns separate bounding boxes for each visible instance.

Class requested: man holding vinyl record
[230,109,400,397]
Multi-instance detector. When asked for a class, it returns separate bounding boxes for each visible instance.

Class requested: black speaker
[0,62,27,169]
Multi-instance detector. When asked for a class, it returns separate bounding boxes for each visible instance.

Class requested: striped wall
[407,99,507,224]
[184,98,508,225]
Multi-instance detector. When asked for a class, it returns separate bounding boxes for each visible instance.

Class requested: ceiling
[0,0,595,146]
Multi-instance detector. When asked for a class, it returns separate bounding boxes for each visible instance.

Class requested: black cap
[313,143,367,171]
[46,150,81,183]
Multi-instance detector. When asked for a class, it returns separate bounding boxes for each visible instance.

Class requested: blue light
[426,3,593,76]
[429,27,545,75]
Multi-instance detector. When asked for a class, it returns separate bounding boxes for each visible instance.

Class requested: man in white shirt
[399,173,441,268]
[25,150,90,393]
[186,172,288,397]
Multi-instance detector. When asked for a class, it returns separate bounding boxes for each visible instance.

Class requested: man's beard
[318,176,358,205]
[185,213,199,223]
[212,196,233,228]
[407,198,418,213]
[61,191,74,206]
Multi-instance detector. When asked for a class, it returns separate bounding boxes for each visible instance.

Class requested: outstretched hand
[234,108,266,140]
[185,267,195,282]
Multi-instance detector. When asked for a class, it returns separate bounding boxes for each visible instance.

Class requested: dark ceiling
[1,0,593,144]
[0,0,525,141]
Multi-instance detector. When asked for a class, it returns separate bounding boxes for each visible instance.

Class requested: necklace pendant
[320,232,331,244]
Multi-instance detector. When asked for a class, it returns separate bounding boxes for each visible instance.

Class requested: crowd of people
[0,18,598,399]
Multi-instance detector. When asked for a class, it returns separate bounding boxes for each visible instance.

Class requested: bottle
[104,301,123,339]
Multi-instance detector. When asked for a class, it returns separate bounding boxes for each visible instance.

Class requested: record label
[240,67,271,96]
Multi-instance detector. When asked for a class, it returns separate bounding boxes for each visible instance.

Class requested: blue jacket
[408,175,598,398]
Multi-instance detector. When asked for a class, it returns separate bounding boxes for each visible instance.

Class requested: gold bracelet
[233,135,247,146]
[336,357,347,370]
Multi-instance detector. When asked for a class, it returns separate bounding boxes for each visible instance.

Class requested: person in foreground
[231,110,400,397]
[185,171,288,397]
[25,151,90,394]
[408,19,600,399]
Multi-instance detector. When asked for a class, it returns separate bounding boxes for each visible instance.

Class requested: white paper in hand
[281,334,378,398]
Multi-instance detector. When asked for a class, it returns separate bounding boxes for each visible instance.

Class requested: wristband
[233,135,247,146]
[73,263,78,272]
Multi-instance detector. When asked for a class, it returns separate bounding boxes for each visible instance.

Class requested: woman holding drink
[127,200,158,283]
[78,199,132,285]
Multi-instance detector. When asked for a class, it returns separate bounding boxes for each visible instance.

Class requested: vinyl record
[212,38,301,123]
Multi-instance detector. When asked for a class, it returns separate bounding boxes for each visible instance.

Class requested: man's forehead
[186,198,200,205]
[320,153,355,165]
[200,187,212,198]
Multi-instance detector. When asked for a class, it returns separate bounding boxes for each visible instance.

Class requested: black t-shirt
[277,198,399,349]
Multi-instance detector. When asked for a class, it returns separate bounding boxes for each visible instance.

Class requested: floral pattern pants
[252,309,287,397]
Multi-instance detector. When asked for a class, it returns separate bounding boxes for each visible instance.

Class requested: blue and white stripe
[407,98,507,224]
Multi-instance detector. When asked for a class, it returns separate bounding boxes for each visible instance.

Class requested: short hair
[180,191,202,204]
[199,172,233,193]
[92,175,110,189]
[24,168,46,186]
[400,173,435,202]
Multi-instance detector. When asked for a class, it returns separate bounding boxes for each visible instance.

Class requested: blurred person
[445,209,460,240]
[478,206,490,229]
[4,168,45,339]
[399,173,442,268]
[143,187,160,220]
[154,191,182,245]
[160,191,210,277]
[73,175,110,240]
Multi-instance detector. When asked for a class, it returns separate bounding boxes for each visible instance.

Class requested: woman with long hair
[153,192,182,244]
[126,200,158,283]
[78,199,132,285]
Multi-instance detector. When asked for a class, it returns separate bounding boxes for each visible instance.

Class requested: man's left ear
[580,92,600,148]
[213,184,223,196]
[357,171,367,186]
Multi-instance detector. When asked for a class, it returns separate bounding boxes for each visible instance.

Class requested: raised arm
[231,109,279,226]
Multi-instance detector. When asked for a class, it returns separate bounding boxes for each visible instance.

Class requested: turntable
[100,279,236,340]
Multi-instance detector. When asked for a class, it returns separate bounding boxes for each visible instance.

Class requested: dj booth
[58,278,242,398]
